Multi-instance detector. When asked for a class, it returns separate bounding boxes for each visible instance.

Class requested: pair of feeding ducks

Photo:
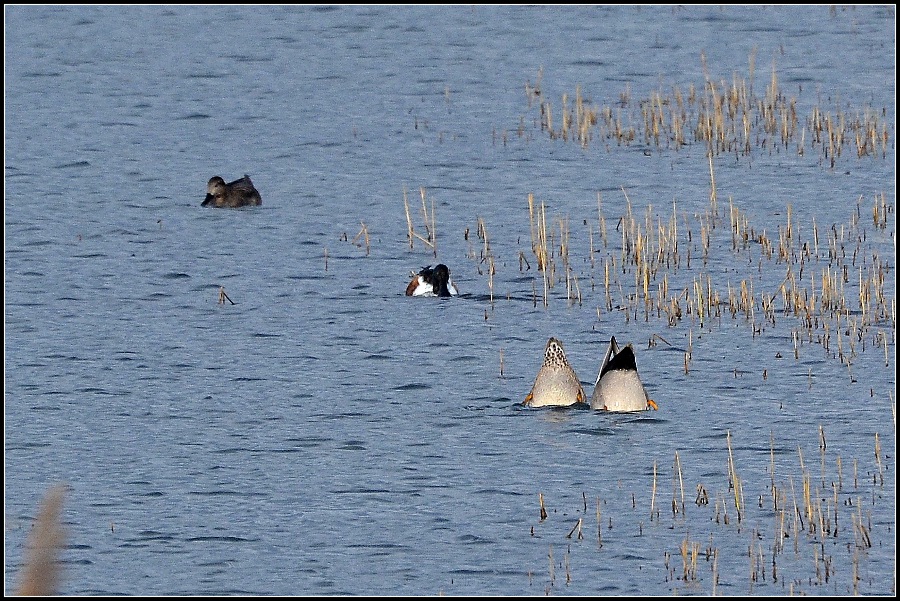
[401,270,650,410]
[401,267,653,411]
[524,336,658,412]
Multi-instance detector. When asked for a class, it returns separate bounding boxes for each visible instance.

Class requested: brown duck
[202,175,262,208]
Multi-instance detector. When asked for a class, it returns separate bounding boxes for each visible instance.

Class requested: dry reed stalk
[788,476,801,551]
[802,472,813,532]
[527,193,536,254]
[819,425,827,489]
[597,192,608,247]
[835,455,844,492]
[544,101,553,136]
[874,433,883,486]
[547,544,555,585]
[419,187,437,257]
[571,270,582,306]
[16,485,67,596]
[540,201,549,307]
[403,187,414,249]
[419,187,430,240]
[560,217,573,302]
[726,430,742,523]
[775,507,786,555]
[673,451,685,516]
[769,431,777,509]
[596,497,602,547]
[588,222,595,270]
[539,492,547,521]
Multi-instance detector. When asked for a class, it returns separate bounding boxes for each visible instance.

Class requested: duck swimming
[405,264,458,297]
[523,337,587,407]
[202,175,262,208]
[590,336,657,412]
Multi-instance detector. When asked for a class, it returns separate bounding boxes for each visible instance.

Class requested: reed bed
[396,57,893,595]
[520,56,891,169]
[386,186,893,596]
[528,427,893,595]
[451,182,895,376]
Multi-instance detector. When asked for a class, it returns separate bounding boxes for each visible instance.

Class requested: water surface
[5,5,895,596]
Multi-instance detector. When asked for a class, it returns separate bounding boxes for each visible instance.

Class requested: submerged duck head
[590,336,657,412]
[202,174,262,208]
[405,263,458,297]
[523,337,586,407]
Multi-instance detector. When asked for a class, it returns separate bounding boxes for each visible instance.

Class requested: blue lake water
[4,5,895,596]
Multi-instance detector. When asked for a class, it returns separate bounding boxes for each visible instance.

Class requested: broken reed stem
[351,222,370,256]
[566,517,583,540]
[218,286,235,305]
[403,186,436,253]
[539,492,548,521]
[430,192,437,258]
[727,430,743,522]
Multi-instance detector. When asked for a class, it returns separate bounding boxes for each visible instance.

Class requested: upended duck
[590,336,657,412]
[523,337,586,407]
[202,175,262,208]
[405,264,458,297]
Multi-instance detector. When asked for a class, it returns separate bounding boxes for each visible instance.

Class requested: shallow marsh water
[4,5,896,596]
